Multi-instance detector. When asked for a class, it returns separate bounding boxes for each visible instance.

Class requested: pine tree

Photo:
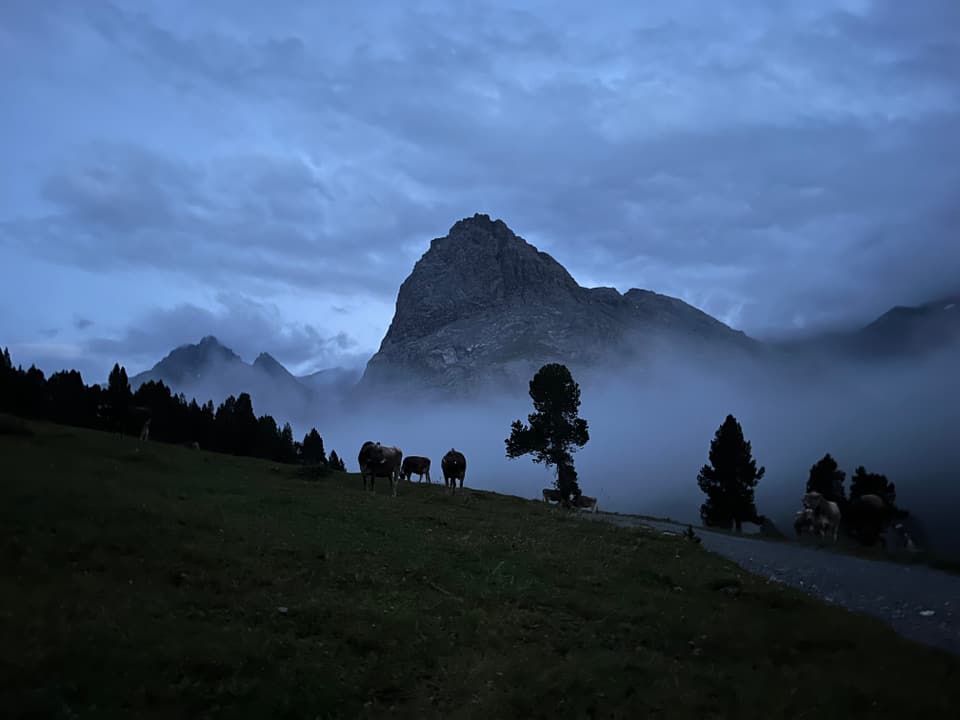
[505,363,590,503]
[697,414,765,532]
[280,422,296,463]
[329,450,346,472]
[301,428,327,465]
[806,453,847,505]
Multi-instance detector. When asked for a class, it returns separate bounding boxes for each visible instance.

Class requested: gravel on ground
[588,512,960,656]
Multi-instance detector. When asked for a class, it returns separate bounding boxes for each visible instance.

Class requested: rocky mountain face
[771,293,960,366]
[131,336,356,421]
[358,214,759,397]
[845,295,960,360]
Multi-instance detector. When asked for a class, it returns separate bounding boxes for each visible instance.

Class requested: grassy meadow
[2,416,959,718]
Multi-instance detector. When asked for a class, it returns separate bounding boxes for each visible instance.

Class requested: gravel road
[589,512,960,656]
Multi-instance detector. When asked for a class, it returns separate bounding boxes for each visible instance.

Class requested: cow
[542,488,563,504]
[441,449,467,494]
[359,441,404,496]
[401,455,432,483]
[358,441,383,491]
[794,507,817,537]
[802,491,842,542]
[794,507,832,538]
[572,494,598,513]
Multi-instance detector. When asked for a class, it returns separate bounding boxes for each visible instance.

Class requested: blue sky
[2,0,958,382]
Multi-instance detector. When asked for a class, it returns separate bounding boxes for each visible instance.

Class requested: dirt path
[589,512,960,656]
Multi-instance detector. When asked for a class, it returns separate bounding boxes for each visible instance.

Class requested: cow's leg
[426,469,431,484]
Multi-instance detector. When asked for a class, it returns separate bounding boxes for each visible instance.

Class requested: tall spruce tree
[302,428,327,465]
[697,414,765,532]
[505,363,589,503]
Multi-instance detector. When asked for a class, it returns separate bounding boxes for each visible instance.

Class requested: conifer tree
[697,414,765,532]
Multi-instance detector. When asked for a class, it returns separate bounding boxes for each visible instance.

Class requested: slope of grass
[2,419,959,719]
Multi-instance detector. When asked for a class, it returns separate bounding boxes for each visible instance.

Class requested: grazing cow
[802,492,842,542]
[401,455,432,483]
[542,488,563,503]
[357,442,403,496]
[441,449,467,493]
[572,494,598,513]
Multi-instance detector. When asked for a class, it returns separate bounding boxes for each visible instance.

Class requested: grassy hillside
[2,417,958,719]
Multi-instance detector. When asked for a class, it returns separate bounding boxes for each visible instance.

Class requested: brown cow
[441,449,466,494]
[542,488,562,503]
[358,441,403,496]
[401,455,432,483]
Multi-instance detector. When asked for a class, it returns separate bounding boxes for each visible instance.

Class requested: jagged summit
[359,214,756,395]
[385,213,580,343]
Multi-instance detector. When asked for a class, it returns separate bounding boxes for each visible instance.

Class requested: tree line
[0,347,346,470]
[500,361,910,542]
[696,413,908,536]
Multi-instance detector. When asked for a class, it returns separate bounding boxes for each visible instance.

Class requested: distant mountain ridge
[770,293,960,363]
[847,294,960,359]
[130,336,357,421]
[129,216,959,405]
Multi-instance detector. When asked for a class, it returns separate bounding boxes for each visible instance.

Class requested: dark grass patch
[0,413,32,436]
[1,420,959,718]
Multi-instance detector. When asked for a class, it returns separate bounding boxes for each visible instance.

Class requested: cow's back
[402,455,430,473]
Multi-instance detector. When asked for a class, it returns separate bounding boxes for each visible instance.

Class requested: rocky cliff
[358,213,757,396]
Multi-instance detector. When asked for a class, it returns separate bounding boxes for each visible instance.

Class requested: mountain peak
[383,214,580,345]
[252,351,295,380]
[359,215,755,394]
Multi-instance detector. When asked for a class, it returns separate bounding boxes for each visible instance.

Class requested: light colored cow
[802,492,842,542]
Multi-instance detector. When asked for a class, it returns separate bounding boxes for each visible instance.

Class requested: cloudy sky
[2,0,958,382]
